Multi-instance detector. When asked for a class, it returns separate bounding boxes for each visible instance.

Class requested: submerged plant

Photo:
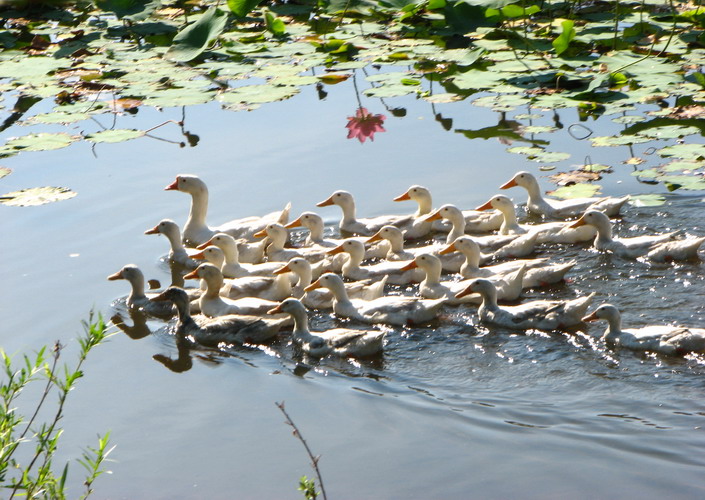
[0,312,114,499]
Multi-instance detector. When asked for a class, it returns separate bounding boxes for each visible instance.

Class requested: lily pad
[529,151,571,163]
[547,183,601,199]
[636,125,701,139]
[0,167,11,179]
[0,186,77,207]
[657,143,705,160]
[4,133,76,152]
[218,84,300,105]
[628,194,666,207]
[590,135,653,147]
[658,175,705,191]
[27,112,90,125]
[85,129,146,143]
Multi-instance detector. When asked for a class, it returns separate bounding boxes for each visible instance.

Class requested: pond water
[2,73,705,499]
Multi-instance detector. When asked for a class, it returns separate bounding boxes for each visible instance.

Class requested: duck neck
[266,232,286,254]
[603,312,622,339]
[289,307,311,340]
[414,194,433,216]
[498,205,522,235]
[184,189,209,239]
[203,275,223,298]
[385,233,405,254]
[295,265,313,288]
[524,178,546,208]
[461,248,481,274]
[341,250,363,276]
[306,220,325,244]
[339,201,357,226]
[327,279,352,305]
[165,229,188,260]
[478,285,499,312]
[594,221,613,245]
[127,274,147,302]
[421,262,442,287]
[445,214,466,244]
[221,242,241,266]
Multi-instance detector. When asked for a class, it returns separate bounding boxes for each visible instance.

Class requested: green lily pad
[422,93,464,103]
[590,135,653,147]
[529,151,571,163]
[0,186,77,207]
[636,125,701,139]
[27,112,90,125]
[582,164,612,173]
[144,88,217,107]
[628,194,666,207]
[523,126,558,134]
[507,146,544,156]
[657,143,705,160]
[660,160,703,173]
[612,115,646,125]
[547,183,601,199]
[165,8,228,62]
[658,175,705,191]
[85,129,146,143]
[0,167,11,179]
[4,133,76,152]
[218,84,300,105]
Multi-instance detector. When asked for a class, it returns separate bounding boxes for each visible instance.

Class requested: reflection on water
[2,77,705,498]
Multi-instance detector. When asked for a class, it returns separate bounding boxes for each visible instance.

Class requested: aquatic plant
[0,313,114,499]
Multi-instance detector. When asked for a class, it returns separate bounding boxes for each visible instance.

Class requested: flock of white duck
[108,172,705,360]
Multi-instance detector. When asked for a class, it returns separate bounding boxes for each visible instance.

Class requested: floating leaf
[218,84,300,105]
[529,151,570,163]
[628,194,666,207]
[582,164,612,173]
[612,115,645,124]
[660,160,702,173]
[552,20,576,56]
[547,183,601,199]
[636,125,701,139]
[523,126,558,134]
[165,8,228,62]
[659,175,705,191]
[27,112,90,125]
[95,0,161,21]
[0,167,11,179]
[590,135,653,147]
[658,143,705,160]
[227,0,262,17]
[0,186,77,207]
[85,129,145,143]
[5,133,75,152]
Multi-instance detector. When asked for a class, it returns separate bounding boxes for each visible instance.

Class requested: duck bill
[253,228,267,238]
[455,284,475,299]
[196,239,213,250]
[304,279,321,292]
[582,311,598,322]
[144,225,160,235]
[327,244,345,256]
[499,178,517,190]
[316,195,335,207]
[569,217,586,229]
[164,179,179,191]
[475,200,493,211]
[191,250,206,260]
[273,264,291,275]
[284,217,302,229]
[183,269,199,280]
[106,270,123,281]
[399,261,418,271]
[366,231,383,244]
[421,210,442,222]
[393,191,411,202]
[152,290,169,302]
[439,242,457,255]
[267,304,284,315]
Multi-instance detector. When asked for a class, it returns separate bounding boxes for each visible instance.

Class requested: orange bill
[421,210,442,222]
[106,270,123,281]
[582,311,598,322]
[327,244,345,255]
[366,231,383,244]
[499,178,517,190]
[304,279,321,292]
[454,284,476,298]
[144,225,160,235]
[399,260,418,271]
[284,216,303,229]
[438,242,457,255]
[569,217,586,229]
[267,303,284,315]
[183,269,199,280]
[253,228,267,238]
[164,178,179,191]
[196,238,214,250]
[475,200,493,211]
[316,195,335,207]
[191,250,206,260]
[393,190,411,202]
[273,265,291,275]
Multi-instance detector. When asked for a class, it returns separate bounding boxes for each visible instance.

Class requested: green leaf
[85,129,146,143]
[227,0,262,17]
[0,167,11,179]
[552,20,575,56]
[628,194,666,207]
[4,133,75,152]
[165,8,228,62]
[0,186,77,207]
[264,9,286,36]
[94,0,161,22]
[547,183,601,199]
[658,143,705,160]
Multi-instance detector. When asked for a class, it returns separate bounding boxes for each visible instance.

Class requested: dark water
[2,76,705,499]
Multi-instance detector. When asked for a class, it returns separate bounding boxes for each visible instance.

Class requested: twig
[275,401,328,500]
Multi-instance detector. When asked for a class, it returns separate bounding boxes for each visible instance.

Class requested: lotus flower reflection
[346,107,386,143]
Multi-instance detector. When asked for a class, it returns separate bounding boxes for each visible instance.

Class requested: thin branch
[275,401,327,500]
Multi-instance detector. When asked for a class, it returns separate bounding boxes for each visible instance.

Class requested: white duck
[285,211,387,261]
[393,185,503,238]
[476,195,596,244]
[144,219,199,268]
[274,257,386,309]
[439,236,574,287]
[165,174,291,245]
[183,264,283,318]
[401,254,526,304]
[500,171,629,219]
[154,287,289,346]
[305,273,446,326]
[329,238,424,285]
[268,298,385,357]
[456,279,595,330]
[422,204,517,248]
[107,264,174,318]
[254,223,335,263]
[195,233,284,278]
[583,304,705,354]
[316,190,413,236]
[571,210,704,262]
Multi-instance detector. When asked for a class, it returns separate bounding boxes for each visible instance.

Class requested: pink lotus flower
[346,107,386,143]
